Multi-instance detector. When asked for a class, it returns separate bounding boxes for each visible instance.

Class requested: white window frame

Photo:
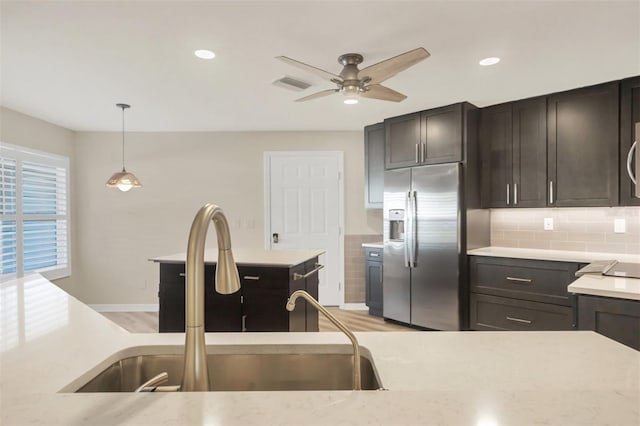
[0,142,71,281]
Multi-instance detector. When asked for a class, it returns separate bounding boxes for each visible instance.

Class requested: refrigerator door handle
[410,190,418,267]
[404,191,410,267]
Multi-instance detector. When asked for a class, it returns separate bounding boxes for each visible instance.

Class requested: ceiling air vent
[272,76,311,92]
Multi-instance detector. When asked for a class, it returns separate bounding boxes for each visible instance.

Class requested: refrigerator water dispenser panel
[389,209,405,241]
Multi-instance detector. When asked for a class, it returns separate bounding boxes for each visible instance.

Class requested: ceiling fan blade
[360,84,407,102]
[276,56,343,83]
[295,89,340,102]
[358,48,430,85]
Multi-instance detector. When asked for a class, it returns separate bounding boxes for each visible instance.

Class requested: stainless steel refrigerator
[383,163,488,330]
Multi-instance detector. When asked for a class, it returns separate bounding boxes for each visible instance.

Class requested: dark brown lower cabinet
[577,295,640,350]
[471,293,573,331]
[469,256,581,331]
[157,258,319,333]
[365,247,383,317]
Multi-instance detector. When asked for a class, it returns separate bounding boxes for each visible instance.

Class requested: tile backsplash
[344,234,382,304]
[491,207,640,254]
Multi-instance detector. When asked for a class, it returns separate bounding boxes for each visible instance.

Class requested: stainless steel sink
[73,345,383,392]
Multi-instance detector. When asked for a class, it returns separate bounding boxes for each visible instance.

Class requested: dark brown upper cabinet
[547,82,619,207]
[385,103,465,170]
[620,76,640,206]
[480,97,547,208]
[364,123,385,209]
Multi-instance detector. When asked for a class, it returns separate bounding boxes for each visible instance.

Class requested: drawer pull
[179,273,186,277]
[369,252,380,257]
[506,276,532,283]
[506,316,532,324]
[243,276,260,281]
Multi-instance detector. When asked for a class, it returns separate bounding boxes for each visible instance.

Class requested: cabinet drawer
[238,266,294,290]
[470,256,580,306]
[471,293,574,331]
[365,247,383,262]
[159,263,186,284]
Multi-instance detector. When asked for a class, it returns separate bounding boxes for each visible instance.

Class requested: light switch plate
[614,218,626,233]
[544,217,554,231]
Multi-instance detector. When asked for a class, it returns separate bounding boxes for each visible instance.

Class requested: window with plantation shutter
[0,143,70,281]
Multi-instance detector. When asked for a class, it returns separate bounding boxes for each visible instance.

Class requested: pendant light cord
[121,105,126,172]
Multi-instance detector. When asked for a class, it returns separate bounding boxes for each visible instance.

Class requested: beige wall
[0,107,79,295]
[72,131,382,304]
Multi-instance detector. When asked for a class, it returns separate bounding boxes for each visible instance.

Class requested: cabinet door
[480,103,513,207]
[578,295,640,350]
[512,97,547,207]
[384,112,421,169]
[421,104,462,165]
[158,281,186,332]
[365,259,383,317]
[364,123,385,208]
[547,82,619,206]
[620,76,640,206]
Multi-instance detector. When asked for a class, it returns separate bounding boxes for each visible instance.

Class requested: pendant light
[106,103,142,191]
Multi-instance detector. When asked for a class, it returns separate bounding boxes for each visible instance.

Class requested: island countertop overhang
[149,248,325,267]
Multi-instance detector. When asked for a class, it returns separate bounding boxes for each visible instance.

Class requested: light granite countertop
[469,246,640,301]
[149,248,325,267]
[361,242,383,249]
[2,274,639,425]
[468,246,640,264]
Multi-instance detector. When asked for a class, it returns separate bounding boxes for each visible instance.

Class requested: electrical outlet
[614,218,626,233]
[544,217,554,231]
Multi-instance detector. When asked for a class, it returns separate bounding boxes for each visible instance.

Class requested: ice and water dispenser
[388,209,405,241]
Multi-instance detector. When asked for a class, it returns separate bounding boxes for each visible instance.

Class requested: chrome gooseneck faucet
[181,203,240,392]
[286,290,362,390]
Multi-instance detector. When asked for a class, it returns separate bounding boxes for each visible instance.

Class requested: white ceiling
[1,1,639,132]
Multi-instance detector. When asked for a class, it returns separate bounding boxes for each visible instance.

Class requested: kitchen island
[149,249,324,332]
[2,274,639,425]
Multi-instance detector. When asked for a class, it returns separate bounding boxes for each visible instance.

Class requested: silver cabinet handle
[514,183,518,206]
[243,276,260,280]
[369,252,380,257]
[179,272,186,277]
[506,276,532,283]
[627,141,637,185]
[421,143,426,163]
[506,316,532,324]
[506,184,510,206]
[549,181,554,204]
[293,263,324,280]
[242,314,247,332]
[415,143,420,163]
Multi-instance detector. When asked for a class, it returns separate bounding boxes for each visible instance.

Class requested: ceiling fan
[275,47,430,103]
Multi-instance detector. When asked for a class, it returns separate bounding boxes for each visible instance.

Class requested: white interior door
[265,151,344,306]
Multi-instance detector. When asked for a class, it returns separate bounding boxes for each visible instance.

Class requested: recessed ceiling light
[194,49,216,59]
[344,98,358,105]
[479,57,500,66]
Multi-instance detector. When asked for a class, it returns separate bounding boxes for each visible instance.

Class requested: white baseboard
[341,303,368,311]
[89,304,159,312]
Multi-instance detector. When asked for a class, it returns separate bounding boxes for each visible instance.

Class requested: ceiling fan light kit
[276,47,430,103]
[106,103,142,192]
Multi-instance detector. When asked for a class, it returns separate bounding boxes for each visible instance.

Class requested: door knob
[272,233,279,244]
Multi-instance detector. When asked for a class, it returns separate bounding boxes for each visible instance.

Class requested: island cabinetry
[620,76,640,206]
[158,263,242,332]
[364,247,383,317]
[384,103,470,170]
[547,82,619,206]
[364,122,385,209]
[480,97,547,208]
[157,258,320,332]
[577,295,640,350]
[470,256,582,331]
